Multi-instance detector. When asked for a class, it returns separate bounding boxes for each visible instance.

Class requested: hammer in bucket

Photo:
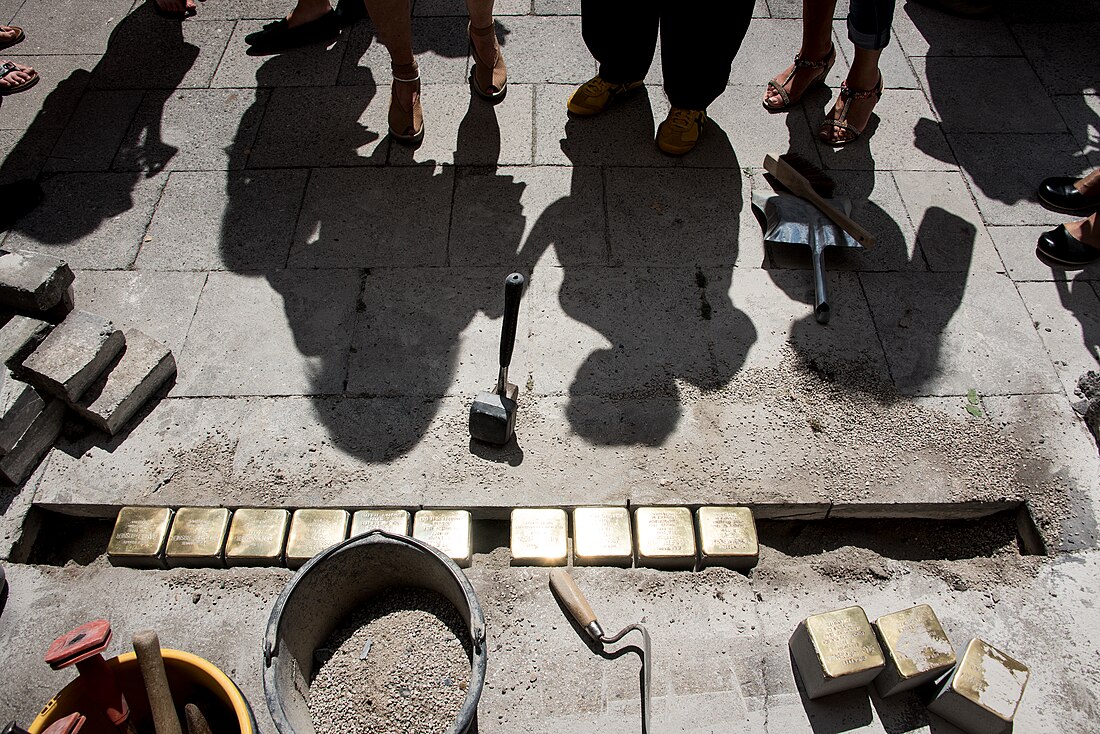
[469,272,525,445]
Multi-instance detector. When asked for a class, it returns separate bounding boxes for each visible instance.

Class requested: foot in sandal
[819,74,883,145]
[469,21,507,102]
[763,44,835,112]
[0,60,38,96]
[0,25,25,51]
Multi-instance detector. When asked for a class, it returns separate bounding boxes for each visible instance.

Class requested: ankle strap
[393,73,420,83]
[793,45,834,70]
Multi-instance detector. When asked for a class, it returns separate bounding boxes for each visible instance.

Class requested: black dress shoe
[1036,224,1100,268]
[335,0,366,27]
[1038,176,1100,215]
[245,11,340,53]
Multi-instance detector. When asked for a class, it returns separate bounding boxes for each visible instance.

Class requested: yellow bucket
[30,648,256,734]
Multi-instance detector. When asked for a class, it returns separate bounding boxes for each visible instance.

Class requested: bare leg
[822,45,882,142]
[284,0,335,27]
[364,0,421,138]
[763,0,837,108]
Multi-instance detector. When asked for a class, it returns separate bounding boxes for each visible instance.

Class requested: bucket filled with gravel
[263,530,487,734]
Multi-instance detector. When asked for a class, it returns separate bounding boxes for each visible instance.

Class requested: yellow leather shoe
[567,75,643,116]
[656,107,706,156]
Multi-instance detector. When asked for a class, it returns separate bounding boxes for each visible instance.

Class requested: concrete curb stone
[0,250,75,313]
[0,398,64,485]
[0,315,51,369]
[17,310,125,403]
[74,329,176,436]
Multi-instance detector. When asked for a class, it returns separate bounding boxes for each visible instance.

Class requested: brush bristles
[778,152,836,198]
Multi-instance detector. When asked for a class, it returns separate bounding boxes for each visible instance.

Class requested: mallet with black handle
[469,273,525,445]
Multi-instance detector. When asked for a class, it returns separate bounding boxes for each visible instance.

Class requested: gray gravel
[308,587,472,734]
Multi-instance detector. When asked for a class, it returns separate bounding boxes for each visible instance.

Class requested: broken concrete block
[37,284,75,324]
[0,398,64,484]
[928,638,1029,734]
[0,250,75,313]
[18,310,125,403]
[74,329,176,435]
[0,372,46,456]
[0,315,51,369]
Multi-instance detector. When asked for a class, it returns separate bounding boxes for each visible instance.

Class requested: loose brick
[0,372,46,456]
[0,398,64,484]
[0,315,52,369]
[74,329,176,435]
[19,310,125,403]
[0,250,75,313]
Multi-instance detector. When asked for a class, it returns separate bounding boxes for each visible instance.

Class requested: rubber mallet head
[470,273,525,445]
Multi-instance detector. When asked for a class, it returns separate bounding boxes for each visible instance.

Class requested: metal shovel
[550,569,653,733]
[752,190,863,324]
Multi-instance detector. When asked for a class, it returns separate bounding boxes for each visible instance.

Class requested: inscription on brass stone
[350,509,411,537]
[165,507,231,569]
[413,510,472,567]
[634,506,696,569]
[285,509,350,569]
[789,606,886,699]
[224,508,290,567]
[510,508,567,566]
[572,507,632,566]
[696,506,758,571]
[929,638,1029,734]
[873,604,956,697]
[107,507,174,569]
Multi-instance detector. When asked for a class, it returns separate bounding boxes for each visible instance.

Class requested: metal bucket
[263,530,487,734]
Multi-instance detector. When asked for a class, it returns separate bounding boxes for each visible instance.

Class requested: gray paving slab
[816,90,957,172]
[188,0,296,18]
[990,224,1095,283]
[0,128,55,183]
[0,0,23,23]
[489,15,593,84]
[339,17,470,87]
[8,0,134,54]
[2,172,167,270]
[892,2,1021,57]
[41,90,143,172]
[530,0,576,13]
[18,309,124,403]
[1014,280,1100,397]
[705,86,820,174]
[415,0,530,17]
[211,21,348,89]
[0,56,96,133]
[387,84,533,166]
[604,167,745,267]
[862,271,1061,396]
[347,267,532,398]
[72,270,206,357]
[948,132,1090,226]
[913,57,1065,134]
[1051,93,1100,165]
[732,18,850,92]
[175,270,360,396]
[893,170,1004,274]
[138,169,307,271]
[247,85,388,168]
[114,88,264,172]
[0,249,73,313]
[767,0,847,19]
[1015,22,1100,96]
[88,16,234,91]
[0,457,46,560]
[831,20,919,90]
[289,165,453,267]
[449,165,607,268]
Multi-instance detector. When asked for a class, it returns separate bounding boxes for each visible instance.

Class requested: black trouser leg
[660,1,755,110]
[580,0,659,85]
[847,0,896,50]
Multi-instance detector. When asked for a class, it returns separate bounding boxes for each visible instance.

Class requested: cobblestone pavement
[1,0,1099,731]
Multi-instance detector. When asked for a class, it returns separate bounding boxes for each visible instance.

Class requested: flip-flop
[0,25,25,52]
[150,0,197,19]
[0,60,39,96]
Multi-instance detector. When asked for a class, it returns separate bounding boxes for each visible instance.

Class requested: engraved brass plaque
[951,638,1029,721]
[805,606,886,679]
[413,510,472,567]
[224,508,290,567]
[165,507,231,568]
[350,509,411,537]
[634,506,696,569]
[572,507,632,566]
[875,604,955,680]
[285,509,350,569]
[510,508,567,566]
[696,506,758,570]
[107,507,173,568]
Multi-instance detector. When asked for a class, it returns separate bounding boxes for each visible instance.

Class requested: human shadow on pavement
[0,2,198,243]
[516,93,756,446]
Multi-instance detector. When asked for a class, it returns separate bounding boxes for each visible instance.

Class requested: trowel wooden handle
[183,704,213,734]
[499,273,525,370]
[133,631,184,734]
[549,569,599,633]
[806,187,877,249]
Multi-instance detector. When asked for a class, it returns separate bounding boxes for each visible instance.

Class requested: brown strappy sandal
[389,61,424,145]
[0,25,26,51]
[818,75,884,146]
[0,60,38,96]
[763,45,835,112]
[468,21,507,102]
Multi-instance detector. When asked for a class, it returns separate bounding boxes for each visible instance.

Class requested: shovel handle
[549,569,600,637]
[133,631,184,734]
[499,273,525,371]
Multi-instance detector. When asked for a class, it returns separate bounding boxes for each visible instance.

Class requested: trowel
[753,190,864,324]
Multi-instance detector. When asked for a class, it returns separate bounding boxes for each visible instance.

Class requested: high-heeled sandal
[819,75,884,146]
[389,62,424,145]
[763,45,835,112]
[468,22,507,102]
